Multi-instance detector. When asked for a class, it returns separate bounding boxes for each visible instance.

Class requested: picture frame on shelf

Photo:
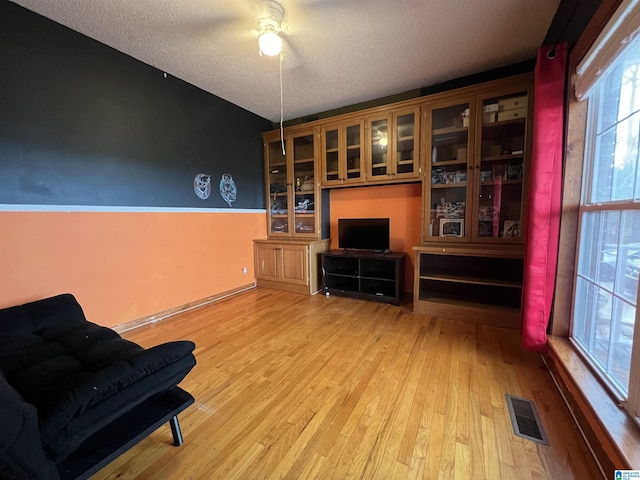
[507,161,523,180]
[478,221,493,237]
[431,168,446,185]
[445,171,458,184]
[503,220,521,238]
[478,206,498,221]
[440,218,464,237]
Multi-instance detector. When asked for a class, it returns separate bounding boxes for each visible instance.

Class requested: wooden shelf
[419,274,522,288]
[432,125,468,135]
[294,157,314,164]
[479,179,523,186]
[414,248,524,327]
[397,135,414,142]
[432,159,467,166]
[431,182,466,189]
[481,153,524,162]
[417,295,519,312]
[483,117,526,128]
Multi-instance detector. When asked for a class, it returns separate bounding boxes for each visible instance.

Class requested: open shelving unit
[321,251,406,305]
[413,244,524,328]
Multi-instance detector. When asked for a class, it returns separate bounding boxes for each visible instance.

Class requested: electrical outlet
[242,267,247,275]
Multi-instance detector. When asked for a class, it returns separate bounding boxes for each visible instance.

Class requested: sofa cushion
[45,350,196,461]
[0,370,60,480]
[0,294,86,339]
[1,327,195,461]
[0,294,197,462]
[37,341,196,445]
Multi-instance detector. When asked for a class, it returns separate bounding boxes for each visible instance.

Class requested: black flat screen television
[338,218,390,252]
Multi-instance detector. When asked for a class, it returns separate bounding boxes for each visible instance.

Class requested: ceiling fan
[256,0,286,56]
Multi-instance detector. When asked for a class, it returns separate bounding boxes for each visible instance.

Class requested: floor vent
[505,394,549,445]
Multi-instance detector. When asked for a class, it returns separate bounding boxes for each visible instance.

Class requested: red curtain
[521,43,568,352]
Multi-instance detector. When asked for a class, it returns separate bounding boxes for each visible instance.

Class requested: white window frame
[571,15,640,422]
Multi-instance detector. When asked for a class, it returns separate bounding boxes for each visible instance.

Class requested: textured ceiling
[12,0,560,122]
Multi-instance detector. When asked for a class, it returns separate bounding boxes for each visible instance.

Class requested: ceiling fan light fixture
[259,29,282,56]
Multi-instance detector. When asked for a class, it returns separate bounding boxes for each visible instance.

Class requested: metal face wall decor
[219,173,237,207]
[193,173,212,200]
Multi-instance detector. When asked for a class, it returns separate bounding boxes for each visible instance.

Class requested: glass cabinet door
[394,108,420,178]
[426,101,472,241]
[267,138,289,235]
[322,128,340,185]
[321,122,363,185]
[292,133,317,235]
[474,91,528,242]
[344,122,363,183]
[369,116,390,179]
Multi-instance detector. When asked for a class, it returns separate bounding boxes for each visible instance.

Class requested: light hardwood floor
[96,288,601,479]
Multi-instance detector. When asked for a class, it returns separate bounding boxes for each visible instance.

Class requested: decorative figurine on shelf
[295,199,313,212]
[301,176,314,191]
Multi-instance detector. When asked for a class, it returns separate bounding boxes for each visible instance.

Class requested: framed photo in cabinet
[440,218,464,237]
[502,220,521,238]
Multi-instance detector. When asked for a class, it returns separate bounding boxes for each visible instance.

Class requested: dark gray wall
[0,1,272,208]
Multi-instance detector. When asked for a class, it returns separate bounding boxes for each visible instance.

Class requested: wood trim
[255,279,320,295]
[570,0,625,67]
[112,283,256,333]
[546,336,640,471]
[412,242,524,259]
[551,71,587,337]
[262,73,535,138]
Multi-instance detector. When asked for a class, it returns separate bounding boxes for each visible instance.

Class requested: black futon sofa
[0,294,196,480]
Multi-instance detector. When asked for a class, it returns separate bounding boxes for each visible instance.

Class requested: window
[572,29,640,420]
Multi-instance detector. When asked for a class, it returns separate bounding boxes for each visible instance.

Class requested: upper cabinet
[367,106,421,182]
[320,120,364,186]
[424,96,475,242]
[317,105,420,187]
[423,77,532,244]
[474,90,529,243]
[264,128,321,238]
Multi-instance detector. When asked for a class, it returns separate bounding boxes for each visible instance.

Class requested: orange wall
[0,210,266,328]
[329,183,422,291]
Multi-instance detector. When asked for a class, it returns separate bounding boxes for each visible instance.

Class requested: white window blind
[576,0,640,100]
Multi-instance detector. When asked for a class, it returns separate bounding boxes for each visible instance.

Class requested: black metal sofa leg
[169,416,184,446]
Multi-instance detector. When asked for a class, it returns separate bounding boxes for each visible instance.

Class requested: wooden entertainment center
[256,73,532,328]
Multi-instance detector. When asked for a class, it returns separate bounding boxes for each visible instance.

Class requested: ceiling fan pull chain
[280,51,286,156]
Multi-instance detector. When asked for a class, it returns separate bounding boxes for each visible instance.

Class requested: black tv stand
[321,250,406,305]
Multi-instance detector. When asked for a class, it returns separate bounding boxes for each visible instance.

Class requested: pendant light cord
[279,52,286,156]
